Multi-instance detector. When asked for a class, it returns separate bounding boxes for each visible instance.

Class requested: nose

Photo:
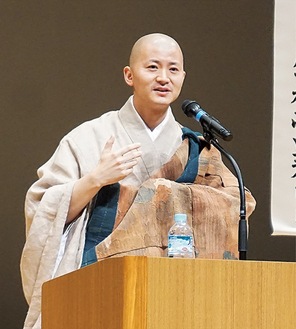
[156,69,170,84]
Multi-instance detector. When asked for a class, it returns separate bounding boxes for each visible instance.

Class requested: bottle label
[168,235,194,257]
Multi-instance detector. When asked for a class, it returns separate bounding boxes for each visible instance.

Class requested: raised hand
[67,136,142,222]
[91,136,142,186]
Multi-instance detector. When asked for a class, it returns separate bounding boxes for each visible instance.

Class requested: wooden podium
[42,256,296,329]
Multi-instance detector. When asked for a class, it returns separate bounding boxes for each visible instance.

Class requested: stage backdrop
[271,0,296,234]
[0,1,295,329]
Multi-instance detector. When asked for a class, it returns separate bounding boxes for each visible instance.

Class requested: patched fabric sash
[81,128,204,266]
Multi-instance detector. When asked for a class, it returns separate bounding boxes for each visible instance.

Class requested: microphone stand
[202,129,248,261]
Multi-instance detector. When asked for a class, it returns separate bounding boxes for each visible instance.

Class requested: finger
[123,149,142,162]
[103,136,115,152]
[118,143,141,157]
[124,157,139,167]
[123,160,139,174]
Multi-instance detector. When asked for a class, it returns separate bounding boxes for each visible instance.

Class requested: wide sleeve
[20,137,85,305]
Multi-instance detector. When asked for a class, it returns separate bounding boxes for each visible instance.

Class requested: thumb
[103,135,115,152]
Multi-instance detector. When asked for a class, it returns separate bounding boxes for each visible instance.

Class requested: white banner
[271,0,296,235]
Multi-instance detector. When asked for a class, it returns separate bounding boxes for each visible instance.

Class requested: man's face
[124,39,185,116]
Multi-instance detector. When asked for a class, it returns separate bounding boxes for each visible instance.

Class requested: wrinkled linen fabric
[20,96,183,329]
[94,137,256,261]
[20,96,256,329]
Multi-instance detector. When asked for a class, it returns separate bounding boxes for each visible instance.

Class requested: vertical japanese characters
[291,62,296,179]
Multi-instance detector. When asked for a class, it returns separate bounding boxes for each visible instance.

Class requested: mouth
[153,87,171,95]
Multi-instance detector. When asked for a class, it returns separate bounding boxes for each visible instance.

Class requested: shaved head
[129,33,184,68]
[123,33,186,130]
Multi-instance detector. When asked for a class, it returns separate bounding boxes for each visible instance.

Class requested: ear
[123,66,133,87]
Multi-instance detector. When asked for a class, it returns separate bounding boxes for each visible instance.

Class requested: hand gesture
[92,136,142,186]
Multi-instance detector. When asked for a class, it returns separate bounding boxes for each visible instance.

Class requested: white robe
[20,96,183,329]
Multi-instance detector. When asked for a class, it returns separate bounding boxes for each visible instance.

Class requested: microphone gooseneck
[181,99,247,260]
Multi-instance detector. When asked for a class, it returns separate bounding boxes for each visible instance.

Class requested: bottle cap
[174,213,187,223]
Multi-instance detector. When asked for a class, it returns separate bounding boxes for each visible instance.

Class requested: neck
[140,111,167,131]
[132,99,169,131]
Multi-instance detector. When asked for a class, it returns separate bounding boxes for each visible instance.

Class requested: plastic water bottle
[167,213,195,258]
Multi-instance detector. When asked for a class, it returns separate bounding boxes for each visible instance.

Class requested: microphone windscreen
[182,99,197,117]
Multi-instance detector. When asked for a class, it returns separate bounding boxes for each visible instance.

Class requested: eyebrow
[147,59,181,66]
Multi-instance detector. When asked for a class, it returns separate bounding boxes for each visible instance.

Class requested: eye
[148,64,158,70]
[170,66,179,72]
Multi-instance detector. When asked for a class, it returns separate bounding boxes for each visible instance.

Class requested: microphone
[182,100,233,141]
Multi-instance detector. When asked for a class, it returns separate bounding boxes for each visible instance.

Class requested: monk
[21,33,256,329]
